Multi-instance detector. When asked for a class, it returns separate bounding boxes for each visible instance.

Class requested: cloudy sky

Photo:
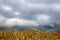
[0,0,60,27]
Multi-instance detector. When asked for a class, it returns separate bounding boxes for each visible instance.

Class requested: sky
[0,0,60,27]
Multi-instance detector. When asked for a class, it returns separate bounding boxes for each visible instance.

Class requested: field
[0,30,60,40]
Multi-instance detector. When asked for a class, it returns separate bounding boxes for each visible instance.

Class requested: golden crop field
[0,30,60,40]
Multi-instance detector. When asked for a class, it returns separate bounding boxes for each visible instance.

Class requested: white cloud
[21,3,49,12]
[14,12,19,15]
[5,18,38,27]
[50,4,60,11]
[0,15,7,26]
[0,15,38,27]
[2,5,12,11]
[20,3,60,13]
[20,0,25,3]
[36,14,52,25]
[14,12,20,17]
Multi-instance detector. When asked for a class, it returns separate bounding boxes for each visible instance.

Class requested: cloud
[0,15,38,27]
[0,0,60,24]
[0,15,7,26]
[2,5,12,11]
[35,14,52,25]
[5,18,38,27]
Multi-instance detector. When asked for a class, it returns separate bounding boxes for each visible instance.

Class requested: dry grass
[0,30,60,40]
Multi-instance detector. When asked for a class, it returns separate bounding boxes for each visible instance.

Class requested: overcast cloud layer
[0,0,60,28]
